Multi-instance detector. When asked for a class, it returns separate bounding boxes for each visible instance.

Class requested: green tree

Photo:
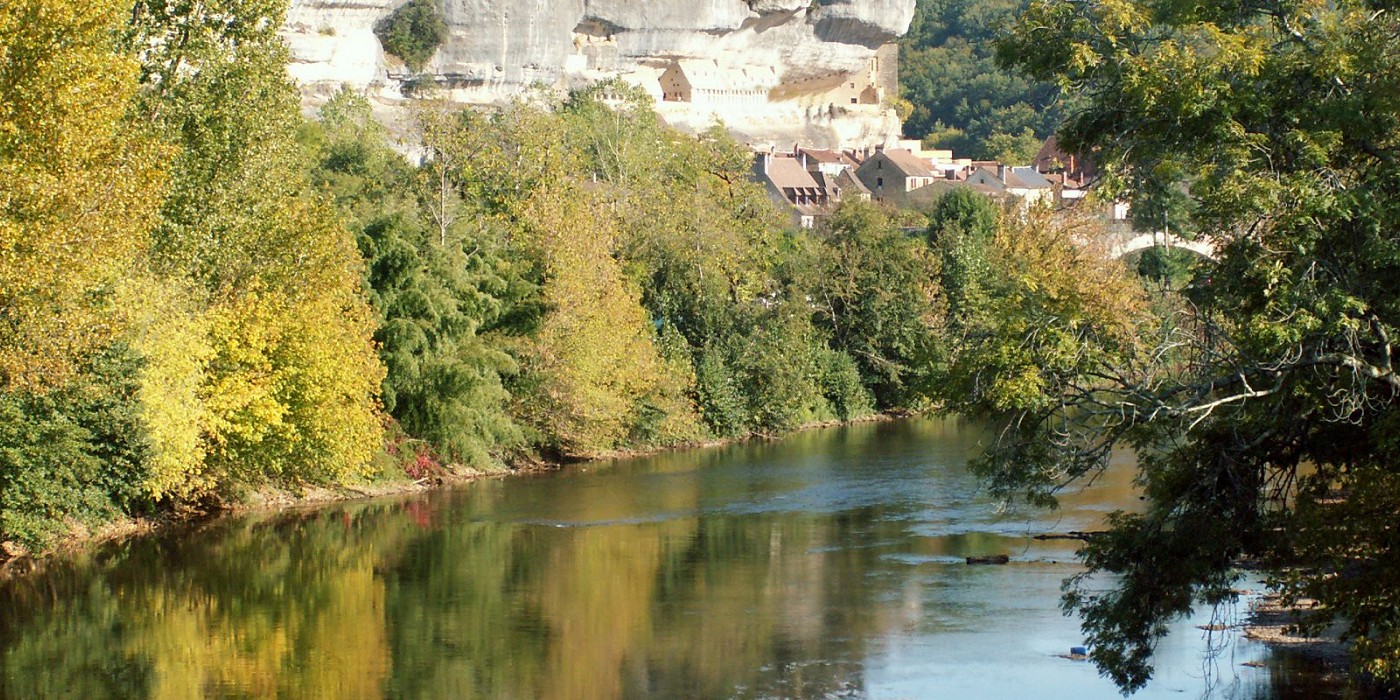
[375,0,447,72]
[898,0,1064,159]
[308,90,523,469]
[811,202,943,409]
[994,0,1400,690]
[0,348,152,551]
[927,188,1000,334]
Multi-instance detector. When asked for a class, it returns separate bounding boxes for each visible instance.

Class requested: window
[876,177,884,188]
[851,98,858,104]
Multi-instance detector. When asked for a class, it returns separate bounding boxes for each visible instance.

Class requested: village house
[752,145,878,227]
[853,147,938,203]
[1033,136,1130,219]
[964,165,1053,206]
[796,147,861,178]
[754,152,830,228]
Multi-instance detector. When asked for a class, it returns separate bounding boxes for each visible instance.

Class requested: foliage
[927,188,1001,333]
[1132,245,1198,289]
[308,90,522,469]
[0,0,167,392]
[127,0,384,494]
[898,0,1064,160]
[938,207,1145,422]
[514,185,700,456]
[412,94,708,457]
[994,0,1400,690]
[810,202,943,409]
[375,0,447,72]
[0,348,152,551]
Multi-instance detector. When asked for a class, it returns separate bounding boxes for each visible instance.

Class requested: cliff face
[282,0,915,148]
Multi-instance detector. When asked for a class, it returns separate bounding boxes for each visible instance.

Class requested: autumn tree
[989,0,1400,690]
[126,0,383,496]
[0,0,166,392]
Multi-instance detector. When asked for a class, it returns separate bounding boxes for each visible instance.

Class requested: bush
[694,349,749,438]
[0,348,152,551]
[818,350,874,421]
[375,0,447,72]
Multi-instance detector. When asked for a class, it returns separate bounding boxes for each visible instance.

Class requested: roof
[797,147,858,168]
[879,148,934,178]
[1035,135,1100,182]
[964,167,1009,192]
[834,168,871,195]
[904,179,1007,205]
[1005,166,1052,189]
[764,155,821,191]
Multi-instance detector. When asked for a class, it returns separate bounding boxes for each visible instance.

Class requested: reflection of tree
[380,521,552,698]
[0,504,405,699]
[0,580,155,699]
[640,509,907,699]
[1,421,971,700]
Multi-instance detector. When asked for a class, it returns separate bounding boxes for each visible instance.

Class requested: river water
[0,418,1354,698]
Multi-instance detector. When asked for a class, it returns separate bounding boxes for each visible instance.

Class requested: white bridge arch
[1106,230,1216,260]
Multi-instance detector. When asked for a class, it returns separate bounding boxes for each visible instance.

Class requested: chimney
[998,163,1007,181]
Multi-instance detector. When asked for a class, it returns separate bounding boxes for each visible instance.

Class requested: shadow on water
[0,417,1367,699]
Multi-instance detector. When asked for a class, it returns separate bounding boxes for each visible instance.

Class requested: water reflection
[0,418,1359,698]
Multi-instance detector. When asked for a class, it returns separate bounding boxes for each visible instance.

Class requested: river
[0,418,1355,698]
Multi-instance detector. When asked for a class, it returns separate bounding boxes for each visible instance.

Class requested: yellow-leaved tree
[516,185,700,456]
[0,0,167,392]
[125,0,384,498]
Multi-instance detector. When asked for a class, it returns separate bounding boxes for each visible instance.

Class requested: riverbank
[0,410,906,580]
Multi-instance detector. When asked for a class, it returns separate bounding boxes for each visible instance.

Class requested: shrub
[0,348,152,551]
[375,0,447,72]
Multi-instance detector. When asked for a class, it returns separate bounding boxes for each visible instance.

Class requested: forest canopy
[898,0,1065,162]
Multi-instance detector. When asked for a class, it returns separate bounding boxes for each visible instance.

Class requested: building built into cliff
[659,61,777,106]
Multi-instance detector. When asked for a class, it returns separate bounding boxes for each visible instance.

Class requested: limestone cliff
[282,0,914,148]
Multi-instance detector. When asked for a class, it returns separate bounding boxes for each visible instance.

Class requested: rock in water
[964,554,1011,565]
[282,0,915,148]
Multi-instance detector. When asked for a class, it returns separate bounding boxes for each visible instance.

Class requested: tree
[0,347,153,550]
[898,0,1065,159]
[308,90,524,468]
[991,0,1400,690]
[0,0,166,392]
[811,202,943,409]
[126,0,384,495]
[375,0,447,72]
[927,188,1000,335]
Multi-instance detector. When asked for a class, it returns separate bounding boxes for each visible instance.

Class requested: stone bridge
[1102,228,1216,260]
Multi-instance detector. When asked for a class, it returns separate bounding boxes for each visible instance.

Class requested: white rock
[281,0,915,148]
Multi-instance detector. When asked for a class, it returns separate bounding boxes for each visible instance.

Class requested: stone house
[755,153,830,228]
[964,165,1053,206]
[854,148,938,203]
